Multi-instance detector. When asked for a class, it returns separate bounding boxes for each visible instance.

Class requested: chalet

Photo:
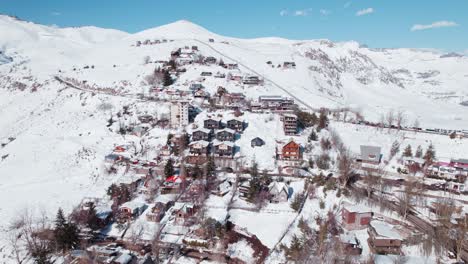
[258,95,295,111]
[191,45,198,51]
[204,117,221,130]
[213,140,235,157]
[189,141,210,156]
[181,180,206,202]
[358,145,382,164]
[138,115,154,123]
[281,114,297,135]
[175,56,193,66]
[339,233,363,255]
[118,201,146,221]
[221,93,246,107]
[212,179,231,196]
[280,140,302,160]
[228,72,243,82]
[251,137,265,148]
[226,63,238,70]
[216,128,236,142]
[193,89,208,98]
[226,119,244,132]
[341,204,373,230]
[268,181,289,203]
[239,181,250,200]
[146,201,173,222]
[163,175,182,189]
[368,221,403,255]
[402,156,425,167]
[204,56,217,64]
[200,71,212,76]
[173,203,196,226]
[283,62,296,69]
[192,128,211,141]
[243,75,262,85]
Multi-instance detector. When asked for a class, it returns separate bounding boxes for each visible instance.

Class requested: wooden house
[146,201,173,222]
[192,128,211,141]
[118,201,146,222]
[204,117,221,130]
[268,181,289,203]
[173,203,196,226]
[189,141,210,156]
[339,233,363,255]
[226,119,244,132]
[213,141,234,157]
[216,128,236,142]
[368,221,403,255]
[341,204,373,230]
[280,140,302,160]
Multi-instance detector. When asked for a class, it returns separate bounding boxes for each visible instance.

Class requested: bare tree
[337,148,355,187]
[451,215,468,262]
[362,169,379,199]
[386,109,395,127]
[396,110,406,130]
[397,180,416,220]
[143,55,151,65]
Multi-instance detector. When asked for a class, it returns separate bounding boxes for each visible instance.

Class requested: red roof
[165,176,180,183]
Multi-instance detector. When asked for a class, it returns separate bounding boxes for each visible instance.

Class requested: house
[173,203,196,225]
[220,93,246,107]
[204,56,217,64]
[189,141,210,156]
[119,201,146,221]
[239,181,250,199]
[204,117,221,130]
[341,204,373,230]
[226,63,238,70]
[212,179,231,196]
[339,233,363,255]
[358,145,382,164]
[146,201,174,222]
[280,140,302,160]
[268,181,289,203]
[191,45,198,51]
[226,119,244,132]
[112,253,134,264]
[214,72,226,78]
[192,128,211,141]
[251,137,265,148]
[283,62,296,69]
[213,140,235,157]
[282,114,297,135]
[170,100,190,128]
[190,83,204,91]
[216,128,236,142]
[138,115,154,124]
[193,89,208,98]
[228,72,243,82]
[105,154,124,165]
[243,75,262,85]
[368,221,403,255]
[258,95,295,110]
[200,71,212,77]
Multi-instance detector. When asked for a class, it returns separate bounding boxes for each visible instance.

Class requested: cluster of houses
[251,95,296,113]
[340,204,405,256]
[136,39,172,46]
[266,61,297,69]
[426,158,468,192]
[188,116,245,163]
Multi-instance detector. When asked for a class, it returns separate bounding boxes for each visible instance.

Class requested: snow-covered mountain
[0,15,468,252]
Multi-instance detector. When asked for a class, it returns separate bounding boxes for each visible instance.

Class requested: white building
[170,100,190,128]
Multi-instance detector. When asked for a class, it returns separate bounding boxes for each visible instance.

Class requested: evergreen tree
[424,143,436,164]
[55,208,66,231]
[164,159,175,177]
[54,208,79,253]
[415,145,423,158]
[163,70,173,86]
[107,183,119,197]
[248,162,261,201]
[390,140,400,158]
[86,202,100,231]
[308,130,318,142]
[205,156,216,178]
[403,144,413,157]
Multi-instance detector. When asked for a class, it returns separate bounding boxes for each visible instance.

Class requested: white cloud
[294,8,312,16]
[320,9,331,16]
[410,21,459,31]
[280,10,288,17]
[356,8,374,16]
[51,11,61,16]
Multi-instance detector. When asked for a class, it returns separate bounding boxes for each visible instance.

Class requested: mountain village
[0,16,467,264]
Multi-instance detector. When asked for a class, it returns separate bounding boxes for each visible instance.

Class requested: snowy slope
[0,16,468,258]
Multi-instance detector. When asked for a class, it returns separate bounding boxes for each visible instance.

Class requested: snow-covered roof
[217,128,236,134]
[213,139,234,147]
[370,220,403,240]
[192,127,210,134]
[268,181,289,195]
[343,203,372,213]
[340,233,358,245]
[402,156,425,164]
[114,253,133,264]
[189,140,210,147]
[121,200,146,211]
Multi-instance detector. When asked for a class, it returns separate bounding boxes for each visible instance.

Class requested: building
[268,181,289,203]
[283,62,296,69]
[204,117,221,130]
[358,145,382,164]
[282,114,297,135]
[146,201,173,222]
[189,141,210,156]
[258,95,295,111]
[341,204,373,230]
[251,137,265,148]
[173,203,196,226]
[204,56,217,64]
[368,221,403,255]
[339,233,363,255]
[226,118,244,132]
[216,128,236,142]
[118,201,146,222]
[280,140,302,160]
[170,100,190,128]
[192,128,211,141]
[213,141,234,157]
[243,75,262,85]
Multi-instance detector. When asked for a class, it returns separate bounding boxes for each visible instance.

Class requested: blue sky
[1,0,467,52]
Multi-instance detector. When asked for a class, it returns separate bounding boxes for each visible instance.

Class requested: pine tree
[308,130,318,142]
[54,208,79,253]
[164,159,175,177]
[424,143,436,164]
[205,156,216,178]
[55,208,66,231]
[403,145,413,157]
[86,202,100,231]
[390,140,400,159]
[415,145,423,158]
[163,70,173,86]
